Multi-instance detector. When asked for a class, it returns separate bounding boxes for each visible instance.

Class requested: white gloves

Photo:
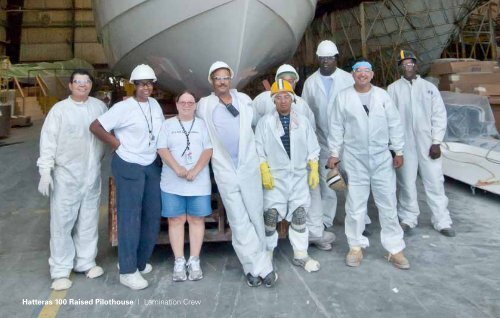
[38,169,53,197]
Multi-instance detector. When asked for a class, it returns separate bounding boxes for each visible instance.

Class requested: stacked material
[431,59,500,131]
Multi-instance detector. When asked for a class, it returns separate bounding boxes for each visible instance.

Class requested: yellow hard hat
[270,79,295,96]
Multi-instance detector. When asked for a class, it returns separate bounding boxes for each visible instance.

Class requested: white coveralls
[37,97,107,279]
[251,91,316,129]
[255,110,320,252]
[329,86,405,254]
[196,89,273,278]
[387,76,452,230]
[301,68,354,235]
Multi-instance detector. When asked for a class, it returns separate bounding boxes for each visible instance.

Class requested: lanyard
[136,99,154,144]
[177,117,195,156]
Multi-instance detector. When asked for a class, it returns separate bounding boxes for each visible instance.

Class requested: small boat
[441,91,500,195]
[92,0,317,95]
[442,141,500,195]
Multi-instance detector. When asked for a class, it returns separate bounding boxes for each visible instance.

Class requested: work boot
[439,228,456,237]
[246,273,262,287]
[262,271,278,288]
[400,222,411,233]
[187,256,203,281]
[309,231,335,250]
[173,257,187,282]
[119,270,148,290]
[345,247,363,267]
[51,277,72,291]
[387,251,410,270]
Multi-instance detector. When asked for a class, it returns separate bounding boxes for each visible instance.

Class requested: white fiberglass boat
[92,0,317,95]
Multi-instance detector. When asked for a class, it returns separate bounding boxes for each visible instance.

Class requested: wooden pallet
[108,177,288,246]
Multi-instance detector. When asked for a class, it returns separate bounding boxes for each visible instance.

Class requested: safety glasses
[135,81,154,88]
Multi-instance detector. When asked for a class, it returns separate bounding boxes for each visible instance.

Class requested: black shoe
[362,225,372,237]
[439,228,456,237]
[400,222,411,233]
[262,271,278,288]
[246,273,261,287]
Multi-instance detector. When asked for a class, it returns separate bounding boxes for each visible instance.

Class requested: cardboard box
[444,72,500,85]
[430,60,498,75]
[474,84,500,96]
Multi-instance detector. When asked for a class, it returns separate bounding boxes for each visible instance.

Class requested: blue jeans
[161,192,212,217]
[112,154,161,274]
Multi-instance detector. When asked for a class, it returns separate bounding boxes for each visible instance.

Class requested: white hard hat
[275,64,299,83]
[208,61,234,84]
[130,64,157,82]
[316,40,339,57]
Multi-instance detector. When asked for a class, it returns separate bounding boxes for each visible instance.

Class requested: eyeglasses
[353,69,372,74]
[319,56,336,61]
[275,94,293,101]
[72,79,92,85]
[178,101,195,106]
[135,81,154,87]
[212,76,231,82]
[401,63,416,68]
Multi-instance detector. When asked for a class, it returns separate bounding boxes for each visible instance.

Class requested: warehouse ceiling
[315,0,367,17]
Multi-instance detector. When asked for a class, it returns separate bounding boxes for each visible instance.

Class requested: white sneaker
[117,263,152,274]
[173,257,187,282]
[85,266,104,279]
[119,270,148,290]
[51,278,72,291]
[187,256,203,281]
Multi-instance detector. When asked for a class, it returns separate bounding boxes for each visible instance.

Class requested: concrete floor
[1,121,499,318]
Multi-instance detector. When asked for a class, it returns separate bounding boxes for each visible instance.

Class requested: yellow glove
[260,162,274,190]
[308,160,319,189]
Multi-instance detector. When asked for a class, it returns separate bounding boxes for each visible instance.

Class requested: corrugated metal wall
[19,0,106,64]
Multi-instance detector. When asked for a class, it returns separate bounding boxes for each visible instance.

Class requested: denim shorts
[161,191,212,218]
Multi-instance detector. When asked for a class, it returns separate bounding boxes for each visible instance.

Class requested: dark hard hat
[397,50,417,63]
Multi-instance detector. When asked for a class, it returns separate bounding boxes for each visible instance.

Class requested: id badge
[184,150,193,164]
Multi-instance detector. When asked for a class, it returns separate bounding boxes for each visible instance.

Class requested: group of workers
[37,39,455,292]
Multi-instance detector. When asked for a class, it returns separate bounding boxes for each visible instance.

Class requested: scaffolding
[443,0,499,60]
[293,0,480,87]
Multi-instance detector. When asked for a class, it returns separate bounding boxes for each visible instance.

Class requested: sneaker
[439,228,456,237]
[262,271,278,288]
[400,222,411,233]
[140,263,153,274]
[85,265,104,279]
[173,257,187,282]
[51,277,72,291]
[292,256,320,272]
[187,257,203,281]
[309,231,335,250]
[117,263,152,275]
[119,270,148,290]
[387,251,410,270]
[345,247,363,267]
[246,273,262,287]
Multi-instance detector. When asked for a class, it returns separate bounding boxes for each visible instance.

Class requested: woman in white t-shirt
[157,91,213,282]
[90,64,164,290]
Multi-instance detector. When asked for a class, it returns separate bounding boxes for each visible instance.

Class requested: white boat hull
[93,0,317,95]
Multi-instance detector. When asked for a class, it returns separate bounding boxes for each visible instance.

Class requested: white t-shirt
[212,92,240,168]
[357,89,372,113]
[320,74,333,98]
[98,97,164,165]
[157,116,213,196]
